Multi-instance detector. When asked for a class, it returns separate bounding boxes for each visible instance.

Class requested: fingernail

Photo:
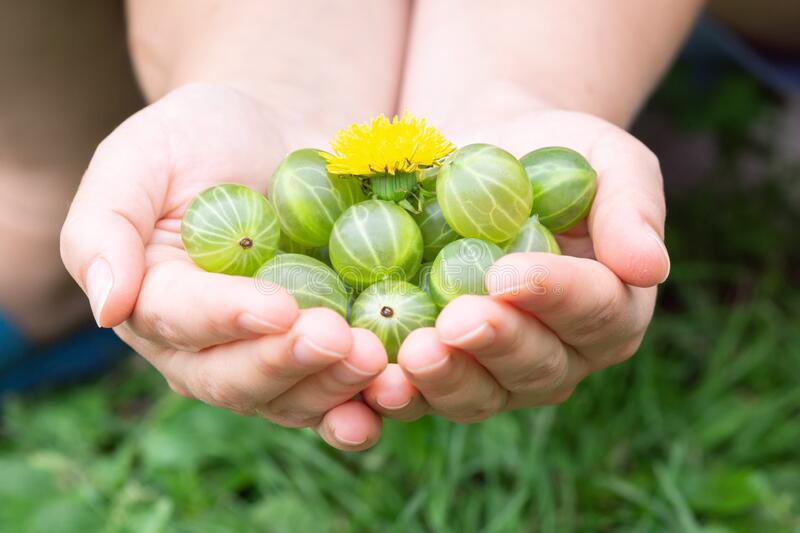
[86,257,113,327]
[340,359,377,378]
[441,322,496,349]
[376,395,411,410]
[238,312,288,335]
[650,233,671,283]
[332,425,367,447]
[293,337,346,366]
[405,355,450,375]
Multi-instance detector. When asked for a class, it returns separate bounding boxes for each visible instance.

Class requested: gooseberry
[416,261,433,295]
[329,199,423,291]
[429,238,504,307]
[504,215,561,255]
[181,184,279,276]
[269,149,365,247]
[278,233,331,265]
[519,146,597,233]
[412,197,459,261]
[255,253,349,318]
[437,144,532,243]
[350,280,437,361]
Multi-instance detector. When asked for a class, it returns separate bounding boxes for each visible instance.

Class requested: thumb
[587,134,670,288]
[60,110,169,327]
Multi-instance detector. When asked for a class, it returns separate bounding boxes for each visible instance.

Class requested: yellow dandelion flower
[323,112,455,177]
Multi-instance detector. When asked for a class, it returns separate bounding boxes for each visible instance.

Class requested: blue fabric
[685,14,800,94]
[0,314,128,397]
[0,314,28,370]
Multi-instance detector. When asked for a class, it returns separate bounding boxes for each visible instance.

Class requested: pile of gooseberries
[182,143,597,360]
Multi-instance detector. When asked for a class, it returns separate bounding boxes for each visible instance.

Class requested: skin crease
[56,0,712,448]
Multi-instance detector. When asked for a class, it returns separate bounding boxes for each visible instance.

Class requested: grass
[2,69,800,532]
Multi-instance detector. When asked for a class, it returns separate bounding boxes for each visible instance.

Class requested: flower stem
[371,171,417,202]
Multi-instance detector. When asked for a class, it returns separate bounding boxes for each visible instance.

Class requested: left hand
[362,108,670,422]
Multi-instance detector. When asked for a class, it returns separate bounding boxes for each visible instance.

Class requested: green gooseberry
[255,253,349,318]
[350,280,438,361]
[269,148,366,247]
[309,246,331,266]
[278,233,331,265]
[437,144,532,243]
[329,199,423,291]
[181,183,279,276]
[418,166,440,192]
[429,238,504,307]
[416,262,433,295]
[278,233,311,254]
[504,215,561,255]
[520,146,597,233]
[412,197,459,261]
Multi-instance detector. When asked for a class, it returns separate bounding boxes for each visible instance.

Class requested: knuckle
[444,388,507,424]
[572,293,622,342]
[252,351,298,384]
[613,335,644,364]
[166,379,192,399]
[258,405,318,428]
[507,351,568,393]
[192,368,247,412]
[545,386,576,406]
[590,334,644,369]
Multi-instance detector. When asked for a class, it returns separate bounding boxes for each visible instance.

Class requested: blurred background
[1,3,799,532]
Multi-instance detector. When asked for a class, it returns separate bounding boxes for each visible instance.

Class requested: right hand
[60,83,387,451]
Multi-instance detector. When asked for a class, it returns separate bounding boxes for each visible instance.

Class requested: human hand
[363,108,670,422]
[60,83,387,450]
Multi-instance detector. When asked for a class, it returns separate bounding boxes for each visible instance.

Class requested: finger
[397,328,507,423]
[264,328,387,426]
[436,295,588,397]
[487,253,655,364]
[362,364,430,421]
[113,322,195,399]
[315,400,383,451]
[60,108,171,327]
[128,259,299,351]
[587,133,670,287]
[152,308,353,413]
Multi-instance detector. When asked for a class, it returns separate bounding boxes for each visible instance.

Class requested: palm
[132,85,287,274]
[444,108,642,261]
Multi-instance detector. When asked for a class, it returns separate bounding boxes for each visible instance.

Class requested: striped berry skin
[350,280,438,361]
[255,253,350,318]
[437,144,532,244]
[413,197,459,262]
[416,262,433,296]
[429,238,504,308]
[181,184,279,277]
[504,215,561,255]
[278,233,332,266]
[329,199,423,292]
[269,149,365,247]
[520,146,597,233]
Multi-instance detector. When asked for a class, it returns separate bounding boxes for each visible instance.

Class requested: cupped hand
[364,108,670,422]
[60,83,386,450]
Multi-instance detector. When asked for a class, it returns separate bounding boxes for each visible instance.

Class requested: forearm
[126,0,410,145]
[402,0,704,128]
